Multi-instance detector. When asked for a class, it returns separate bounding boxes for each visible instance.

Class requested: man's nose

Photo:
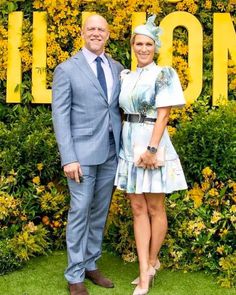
[92,28,100,35]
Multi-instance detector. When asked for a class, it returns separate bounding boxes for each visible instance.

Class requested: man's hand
[63,162,83,183]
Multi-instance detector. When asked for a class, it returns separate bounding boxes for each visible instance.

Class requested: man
[52,14,123,295]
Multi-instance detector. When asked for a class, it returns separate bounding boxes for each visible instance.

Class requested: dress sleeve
[120,69,131,83]
[155,66,186,108]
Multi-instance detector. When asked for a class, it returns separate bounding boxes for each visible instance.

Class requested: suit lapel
[73,51,108,102]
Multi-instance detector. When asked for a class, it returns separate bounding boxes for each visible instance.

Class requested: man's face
[82,15,109,55]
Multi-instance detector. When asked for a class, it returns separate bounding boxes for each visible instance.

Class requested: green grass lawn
[0,251,235,295]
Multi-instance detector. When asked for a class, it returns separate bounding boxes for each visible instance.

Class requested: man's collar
[82,47,106,63]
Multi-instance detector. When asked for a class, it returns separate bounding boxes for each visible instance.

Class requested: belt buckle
[138,113,146,123]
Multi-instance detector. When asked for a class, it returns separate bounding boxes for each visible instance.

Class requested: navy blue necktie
[95,56,108,99]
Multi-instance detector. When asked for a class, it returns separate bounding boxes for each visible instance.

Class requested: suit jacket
[52,50,124,166]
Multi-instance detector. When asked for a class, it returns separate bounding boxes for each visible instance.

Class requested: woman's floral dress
[114,62,188,194]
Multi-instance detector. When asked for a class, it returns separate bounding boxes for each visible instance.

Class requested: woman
[115,15,188,295]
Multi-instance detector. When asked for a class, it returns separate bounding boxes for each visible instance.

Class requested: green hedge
[0,104,61,185]
[172,102,236,183]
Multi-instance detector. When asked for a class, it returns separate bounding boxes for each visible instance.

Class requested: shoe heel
[151,275,155,288]
[148,266,156,288]
[155,258,161,270]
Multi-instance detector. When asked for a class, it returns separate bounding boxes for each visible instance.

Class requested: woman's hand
[136,151,158,169]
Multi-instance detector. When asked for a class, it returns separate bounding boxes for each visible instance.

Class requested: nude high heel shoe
[132,285,149,295]
[131,259,160,285]
[148,265,156,287]
[132,267,156,295]
[154,258,161,270]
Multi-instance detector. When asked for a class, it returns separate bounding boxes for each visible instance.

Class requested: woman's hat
[133,15,162,52]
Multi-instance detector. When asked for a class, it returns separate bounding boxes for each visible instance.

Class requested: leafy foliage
[172,101,236,183]
[0,239,22,275]
[0,105,61,185]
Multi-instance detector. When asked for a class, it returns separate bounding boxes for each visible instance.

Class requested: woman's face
[132,34,155,68]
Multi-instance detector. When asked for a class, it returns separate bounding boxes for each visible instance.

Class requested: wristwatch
[147,146,158,154]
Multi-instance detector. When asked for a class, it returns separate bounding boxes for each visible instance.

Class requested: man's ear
[106,32,110,41]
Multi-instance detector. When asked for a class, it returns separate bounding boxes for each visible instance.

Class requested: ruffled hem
[114,157,187,194]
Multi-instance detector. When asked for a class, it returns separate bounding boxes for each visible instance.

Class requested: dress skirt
[115,156,187,194]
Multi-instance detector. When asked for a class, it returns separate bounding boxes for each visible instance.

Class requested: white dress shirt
[82,47,113,103]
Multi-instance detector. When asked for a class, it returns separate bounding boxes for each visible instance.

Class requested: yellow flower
[40,191,67,212]
[201,181,210,192]
[5,175,16,184]
[122,251,137,263]
[211,211,222,224]
[9,169,17,176]
[0,193,21,220]
[205,0,212,10]
[194,221,206,236]
[202,167,213,178]
[20,215,28,221]
[216,246,225,255]
[219,228,228,238]
[37,163,44,171]
[216,1,227,11]
[209,198,219,207]
[208,188,219,197]
[230,205,236,213]
[25,221,37,233]
[167,126,177,137]
[36,185,45,194]
[188,184,204,208]
[208,228,216,235]
[32,176,40,185]
[229,79,236,91]
[187,218,206,236]
[230,216,236,223]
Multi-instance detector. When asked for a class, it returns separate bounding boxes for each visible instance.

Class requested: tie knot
[95,56,103,63]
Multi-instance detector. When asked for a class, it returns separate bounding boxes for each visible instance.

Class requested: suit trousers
[65,134,117,283]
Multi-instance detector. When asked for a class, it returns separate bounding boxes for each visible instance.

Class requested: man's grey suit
[52,50,123,283]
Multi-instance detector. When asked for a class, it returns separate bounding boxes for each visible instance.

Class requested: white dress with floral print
[114,62,188,194]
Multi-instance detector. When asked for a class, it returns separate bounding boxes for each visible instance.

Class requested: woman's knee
[148,203,166,217]
[146,194,166,217]
[128,194,148,217]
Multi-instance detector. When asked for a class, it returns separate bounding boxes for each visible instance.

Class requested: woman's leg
[145,193,167,268]
[128,193,151,289]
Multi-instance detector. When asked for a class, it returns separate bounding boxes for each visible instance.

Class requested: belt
[124,114,156,123]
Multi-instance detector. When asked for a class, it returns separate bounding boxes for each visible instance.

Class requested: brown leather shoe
[85,269,114,288]
[68,282,89,295]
